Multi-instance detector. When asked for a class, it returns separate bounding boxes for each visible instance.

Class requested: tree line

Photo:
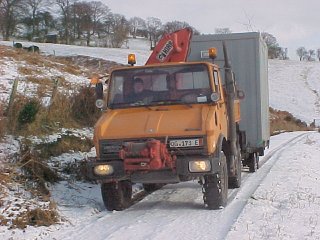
[1,0,289,59]
[296,47,320,61]
[0,0,199,48]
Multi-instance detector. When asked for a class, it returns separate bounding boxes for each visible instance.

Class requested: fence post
[6,78,19,117]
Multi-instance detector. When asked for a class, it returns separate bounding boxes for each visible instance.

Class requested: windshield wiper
[151,99,181,104]
[151,99,192,108]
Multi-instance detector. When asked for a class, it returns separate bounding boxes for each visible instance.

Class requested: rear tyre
[203,151,228,210]
[101,180,132,211]
[248,152,259,173]
[143,183,164,193]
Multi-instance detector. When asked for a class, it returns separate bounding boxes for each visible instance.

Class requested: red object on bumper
[119,139,176,172]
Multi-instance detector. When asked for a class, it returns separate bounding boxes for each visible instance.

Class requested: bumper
[86,155,220,183]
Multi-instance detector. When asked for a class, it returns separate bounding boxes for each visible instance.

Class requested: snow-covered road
[25,131,317,240]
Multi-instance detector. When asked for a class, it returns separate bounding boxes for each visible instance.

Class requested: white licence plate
[169,139,201,148]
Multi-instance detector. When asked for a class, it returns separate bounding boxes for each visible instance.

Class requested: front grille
[100,140,123,160]
[99,136,207,160]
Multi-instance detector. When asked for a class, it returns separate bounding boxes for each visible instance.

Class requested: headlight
[94,164,114,175]
[95,99,105,109]
[189,160,211,172]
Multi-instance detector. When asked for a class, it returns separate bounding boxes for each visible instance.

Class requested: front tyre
[228,143,242,188]
[101,180,132,211]
[203,151,228,210]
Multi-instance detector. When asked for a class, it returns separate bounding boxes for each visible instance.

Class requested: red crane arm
[145,28,193,65]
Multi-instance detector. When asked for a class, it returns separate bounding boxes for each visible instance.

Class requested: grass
[12,206,59,229]
[17,66,43,76]
[36,135,93,159]
[269,107,310,135]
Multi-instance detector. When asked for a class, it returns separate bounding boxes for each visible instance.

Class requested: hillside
[1,39,320,125]
[268,59,320,124]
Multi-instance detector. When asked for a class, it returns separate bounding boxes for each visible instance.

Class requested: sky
[101,0,320,60]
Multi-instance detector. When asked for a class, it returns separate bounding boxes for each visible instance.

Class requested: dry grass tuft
[36,135,93,159]
[17,66,42,76]
[6,95,28,134]
[12,207,59,229]
[18,143,60,191]
[6,87,98,136]
[25,76,52,87]
[46,92,78,128]
[0,215,9,226]
[71,86,101,126]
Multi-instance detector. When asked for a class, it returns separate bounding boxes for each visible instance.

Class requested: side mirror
[210,92,220,102]
[95,82,103,100]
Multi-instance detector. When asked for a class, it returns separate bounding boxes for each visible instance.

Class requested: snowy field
[0,39,151,66]
[268,60,320,124]
[1,40,320,239]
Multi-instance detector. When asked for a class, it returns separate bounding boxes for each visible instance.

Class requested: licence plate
[169,139,202,148]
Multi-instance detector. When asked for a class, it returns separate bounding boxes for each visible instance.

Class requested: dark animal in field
[13,42,22,48]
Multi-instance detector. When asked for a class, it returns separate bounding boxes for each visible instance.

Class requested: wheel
[228,144,242,188]
[203,151,228,210]
[143,183,164,193]
[101,180,132,211]
[248,152,259,173]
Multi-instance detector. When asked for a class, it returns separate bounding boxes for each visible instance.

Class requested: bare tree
[163,20,187,34]
[261,32,281,59]
[24,0,46,39]
[110,14,129,48]
[0,0,23,40]
[279,47,289,60]
[89,1,110,37]
[307,49,315,61]
[129,16,145,38]
[54,0,72,44]
[296,47,307,61]
[162,20,200,36]
[71,1,93,46]
[146,17,162,49]
[317,49,320,61]
[215,28,232,34]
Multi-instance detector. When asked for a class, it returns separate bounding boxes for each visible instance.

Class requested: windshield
[108,63,212,108]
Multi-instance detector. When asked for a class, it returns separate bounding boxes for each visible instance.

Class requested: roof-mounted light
[209,48,217,60]
[128,54,136,66]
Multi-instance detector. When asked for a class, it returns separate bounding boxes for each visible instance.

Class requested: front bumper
[86,155,220,183]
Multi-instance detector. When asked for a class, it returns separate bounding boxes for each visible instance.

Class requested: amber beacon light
[128,54,136,66]
[209,48,217,60]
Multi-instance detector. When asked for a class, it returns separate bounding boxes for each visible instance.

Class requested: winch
[119,139,176,171]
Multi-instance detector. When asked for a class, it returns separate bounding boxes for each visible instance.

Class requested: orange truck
[86,28,269,210]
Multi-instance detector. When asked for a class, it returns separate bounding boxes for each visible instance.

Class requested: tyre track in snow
[218,131,310,240]
[54,132,310,240]
[301,66,320,115]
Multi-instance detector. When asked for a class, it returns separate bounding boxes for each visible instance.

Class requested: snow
[227,132,320,240]
[269,60,320,124]
[1,40,320,239]
[0,39,151,66]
